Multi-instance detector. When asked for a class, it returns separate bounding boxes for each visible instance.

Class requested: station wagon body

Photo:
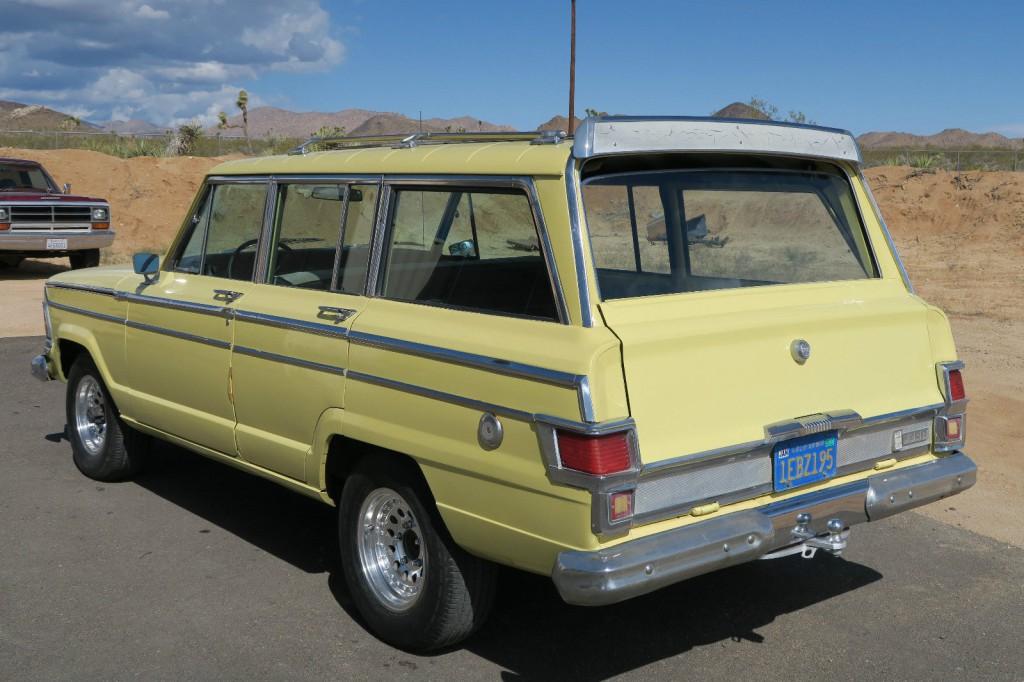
[32,117,975,650]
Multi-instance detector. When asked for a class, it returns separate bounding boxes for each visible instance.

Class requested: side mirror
[448,239,477,258]
[133,252,159,283]
[62,183,72,195]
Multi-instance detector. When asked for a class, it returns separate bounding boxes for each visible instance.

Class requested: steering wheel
[226,239,293,280]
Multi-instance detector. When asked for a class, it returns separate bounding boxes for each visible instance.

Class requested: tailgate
[599,280,941,466]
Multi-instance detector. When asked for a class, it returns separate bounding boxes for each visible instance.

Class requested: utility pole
[568,0,576,135]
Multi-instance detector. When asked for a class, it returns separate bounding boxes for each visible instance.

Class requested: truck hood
[0,190,108,203]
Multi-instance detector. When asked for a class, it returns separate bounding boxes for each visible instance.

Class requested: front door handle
[317,306,356,323]
[213,289,244,303]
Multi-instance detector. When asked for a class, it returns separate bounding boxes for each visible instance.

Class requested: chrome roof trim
[572,116,862,164]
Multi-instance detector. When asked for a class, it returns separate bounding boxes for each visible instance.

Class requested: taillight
[948,369,965,402]
[557,430,632,475]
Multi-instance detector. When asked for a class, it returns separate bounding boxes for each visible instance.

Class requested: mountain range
[1,99,1020,150]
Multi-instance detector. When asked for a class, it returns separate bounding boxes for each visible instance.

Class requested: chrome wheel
[74,375,107,456]
[357,487,427,612]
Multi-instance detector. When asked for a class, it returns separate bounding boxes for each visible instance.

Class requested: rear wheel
[69,249,100,269]
[65,356,147,481]
[339,459,496,651]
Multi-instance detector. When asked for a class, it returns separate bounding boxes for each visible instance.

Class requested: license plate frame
[46,238,68,250]
[772,431,838,493]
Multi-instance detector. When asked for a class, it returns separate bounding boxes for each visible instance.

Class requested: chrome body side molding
[47,300,124,325]
[572,116,862,164]
[45,281,117,297]
[126,320,229,349]
[233,345,346,375]
[233,310,350,339]
[552,452,976,606]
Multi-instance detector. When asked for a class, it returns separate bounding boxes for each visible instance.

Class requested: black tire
[65,356,147,481]
[338,458,496,651]
[69,249,100,269]
[0,255,23,269]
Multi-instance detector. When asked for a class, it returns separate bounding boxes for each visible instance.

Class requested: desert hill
[858,128,1022,149]
[0,100,100,131]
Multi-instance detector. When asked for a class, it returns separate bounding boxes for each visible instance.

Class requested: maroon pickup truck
[0,157,113,269]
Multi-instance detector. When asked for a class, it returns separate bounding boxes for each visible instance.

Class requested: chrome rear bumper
[552,453,976,606]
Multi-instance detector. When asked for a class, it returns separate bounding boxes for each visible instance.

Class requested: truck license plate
[773,431,838,492]
[46,238,68,250]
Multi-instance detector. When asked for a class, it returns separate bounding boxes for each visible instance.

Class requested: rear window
[582,167,877,300]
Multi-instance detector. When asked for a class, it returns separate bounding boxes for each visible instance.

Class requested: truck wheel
[338,459,496,651]
[69,249,100,269]
[65,356,147,481]
[0,255,23,269]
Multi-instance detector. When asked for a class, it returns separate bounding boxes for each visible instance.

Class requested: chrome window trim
[45,282,117,297]
[371,175,570,326]
[365,184,392,296]
[233,345,346,375]
[564,157,594,327]
[253,178,277,283]
[233,310,349,339]
[47,300,124,325]
[125,319,230,349]
[858,171,914,293]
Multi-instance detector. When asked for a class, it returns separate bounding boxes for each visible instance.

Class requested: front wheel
[65,356,147,481]
[69,249,100,269]
[338,459,496,651]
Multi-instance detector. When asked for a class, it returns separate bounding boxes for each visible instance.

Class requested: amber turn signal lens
[92,222,110,229]
[609,491,634,522]
[0,223,9,231]
[946,416,962,440]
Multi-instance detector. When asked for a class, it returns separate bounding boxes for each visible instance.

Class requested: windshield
[0,163,55,192]
[581,167,878,300]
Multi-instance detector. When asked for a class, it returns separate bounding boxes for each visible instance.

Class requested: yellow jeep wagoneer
[32,117,975,651]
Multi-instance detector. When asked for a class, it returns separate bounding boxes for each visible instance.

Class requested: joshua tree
[59,116,82,131]
[218,89,253,154]
[173,122,204,156]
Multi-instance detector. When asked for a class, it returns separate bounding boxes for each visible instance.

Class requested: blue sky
[2,0,1021,135]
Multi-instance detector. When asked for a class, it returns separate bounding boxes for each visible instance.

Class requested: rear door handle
[213,289,244,303]
[317,306,356,323]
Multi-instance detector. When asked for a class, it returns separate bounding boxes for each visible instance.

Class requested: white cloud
[135,4,168,20]
[0,0,344,125]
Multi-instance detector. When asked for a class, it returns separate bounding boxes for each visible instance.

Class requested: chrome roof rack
[288,129,567,155]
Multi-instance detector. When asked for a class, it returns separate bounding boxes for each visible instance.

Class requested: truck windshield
[0,164,54,192]
[581,168,878,300]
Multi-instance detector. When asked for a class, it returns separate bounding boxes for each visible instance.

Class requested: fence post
[956,151,960,173]
[1015,151,1018,172]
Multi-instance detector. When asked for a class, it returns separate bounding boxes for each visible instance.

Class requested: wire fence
[861,148,1023,172]
[0,128,302,158]
[2,128,1023,170]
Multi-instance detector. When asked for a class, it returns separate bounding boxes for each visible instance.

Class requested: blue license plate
[773,431,838,492]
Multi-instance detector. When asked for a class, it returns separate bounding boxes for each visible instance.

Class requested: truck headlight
[0,207,8,221]
[91,207,109,221]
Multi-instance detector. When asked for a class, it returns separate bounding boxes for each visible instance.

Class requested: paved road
[2,335,1022,681]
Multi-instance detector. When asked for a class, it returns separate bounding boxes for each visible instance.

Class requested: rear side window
[379,187,558,321]
[583,168,877,300]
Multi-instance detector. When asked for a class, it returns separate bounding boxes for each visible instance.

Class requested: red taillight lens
[557,430,632,475]
[948,369,965,401]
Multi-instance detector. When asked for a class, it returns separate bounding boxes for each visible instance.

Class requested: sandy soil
[1,152,1020,546]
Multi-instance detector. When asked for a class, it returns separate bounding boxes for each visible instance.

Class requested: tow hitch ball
[793,513,850,559]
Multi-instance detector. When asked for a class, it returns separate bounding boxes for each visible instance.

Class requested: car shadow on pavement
[0,258,69,281]
[132,439,882,676]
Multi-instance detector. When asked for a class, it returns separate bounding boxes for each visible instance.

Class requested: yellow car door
[123,179,268,456]
[230,180,380,482]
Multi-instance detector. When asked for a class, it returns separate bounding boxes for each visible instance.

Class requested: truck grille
[9,205,94,231]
